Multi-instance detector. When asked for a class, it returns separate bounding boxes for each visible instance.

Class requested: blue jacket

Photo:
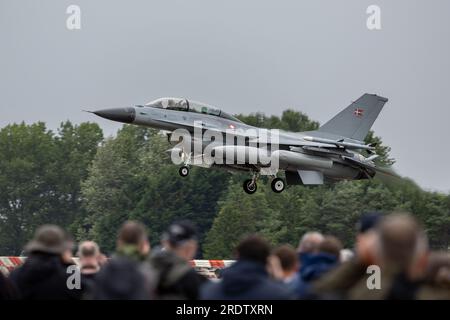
[297,252,338,298]
[201,260,293,300]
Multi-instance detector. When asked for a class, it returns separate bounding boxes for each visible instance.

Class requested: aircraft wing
[162,119,370,151]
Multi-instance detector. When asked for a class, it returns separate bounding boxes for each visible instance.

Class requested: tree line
[0,110,448,257]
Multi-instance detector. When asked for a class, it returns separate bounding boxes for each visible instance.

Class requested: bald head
[298,232,324,254]
[78,241,101,274]
[78,241,100,258]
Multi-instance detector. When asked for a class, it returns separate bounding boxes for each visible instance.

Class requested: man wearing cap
[149,220,207,300]
[9,225,83,300]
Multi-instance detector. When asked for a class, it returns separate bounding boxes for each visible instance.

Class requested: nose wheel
[243,179,257,194]
[271,177,285,193]
[179,166,189,177]
[178,150,192,177]
[243,171,260,194]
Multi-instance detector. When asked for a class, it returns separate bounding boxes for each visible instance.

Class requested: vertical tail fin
[318,94,388,142]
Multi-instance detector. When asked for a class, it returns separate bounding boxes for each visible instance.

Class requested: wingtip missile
[304,136,375,151]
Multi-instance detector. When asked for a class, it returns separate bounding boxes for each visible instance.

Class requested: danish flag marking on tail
[354,108,364,117]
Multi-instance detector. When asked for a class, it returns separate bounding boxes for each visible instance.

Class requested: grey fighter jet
[90,93,390,194]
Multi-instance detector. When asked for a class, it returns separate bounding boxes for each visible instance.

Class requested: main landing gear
[271,177,285,193]
[242,173,286,194]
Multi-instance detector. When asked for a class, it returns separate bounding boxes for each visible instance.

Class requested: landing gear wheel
[179,166,189,177]
[271,178,285,193]
[243,179,257,194]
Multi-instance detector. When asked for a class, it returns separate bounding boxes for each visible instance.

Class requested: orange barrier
[0,257,234,279]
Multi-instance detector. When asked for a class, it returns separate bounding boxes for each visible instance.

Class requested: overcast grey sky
[1,0,450,192]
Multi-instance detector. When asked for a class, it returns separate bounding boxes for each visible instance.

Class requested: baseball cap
[162,220,197,246]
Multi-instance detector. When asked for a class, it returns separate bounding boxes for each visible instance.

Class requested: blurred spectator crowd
[0,212,449,300]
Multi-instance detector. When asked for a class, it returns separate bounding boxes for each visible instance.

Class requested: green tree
[131,130,229,244]
[80,126,230,253]
[236,109,319,132]
[203,182,275,259]
[52,121,103,228]
[0,121,102,255]
[80,125,151,252]
[0,123,56,254]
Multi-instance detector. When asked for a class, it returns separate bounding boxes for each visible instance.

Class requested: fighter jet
[90,93,390,194]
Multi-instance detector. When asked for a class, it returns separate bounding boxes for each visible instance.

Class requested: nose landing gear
[179,166,190,177]
[243,172,259,194]
[178,151,191,177]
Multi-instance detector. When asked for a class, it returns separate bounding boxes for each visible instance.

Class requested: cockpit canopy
[145,98,242,123]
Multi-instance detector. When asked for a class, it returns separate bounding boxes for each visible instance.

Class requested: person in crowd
[214,268,223,280]
[0,271,19,300]
[339,249,355,263]
[97,253,108,267]
[149,220,207,300]
[296,231,324,282]
[417,251,450,299]
[273,244,300,293]
[77,241,102,294]
[312,212,382,299]
[9,225,83,300]
[346,213,429,299]
[297,232,324,256]
[200,235,293,300]
[61,233,76,266]
[297,235,342,298]
[91,221,154,300]
[5,212,448,301]
[78,241,101,275]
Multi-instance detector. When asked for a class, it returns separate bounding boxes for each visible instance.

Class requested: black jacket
[150,250,207,300]
[9,252,82,300]
[0,271,19,300]
[91,255,154,300]
[200,260,293,300]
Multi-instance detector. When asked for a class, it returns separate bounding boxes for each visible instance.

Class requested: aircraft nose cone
[93,107,136,123]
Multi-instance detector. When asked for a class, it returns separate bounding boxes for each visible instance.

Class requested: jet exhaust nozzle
[93,107,136,124]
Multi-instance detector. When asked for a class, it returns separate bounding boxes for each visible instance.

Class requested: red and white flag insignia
[353,108,364,117]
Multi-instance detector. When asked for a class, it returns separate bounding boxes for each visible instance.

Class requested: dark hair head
[318,236,343,258]
[235,235,271,264]
[273,244,298,271]
[118,221,148,246]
